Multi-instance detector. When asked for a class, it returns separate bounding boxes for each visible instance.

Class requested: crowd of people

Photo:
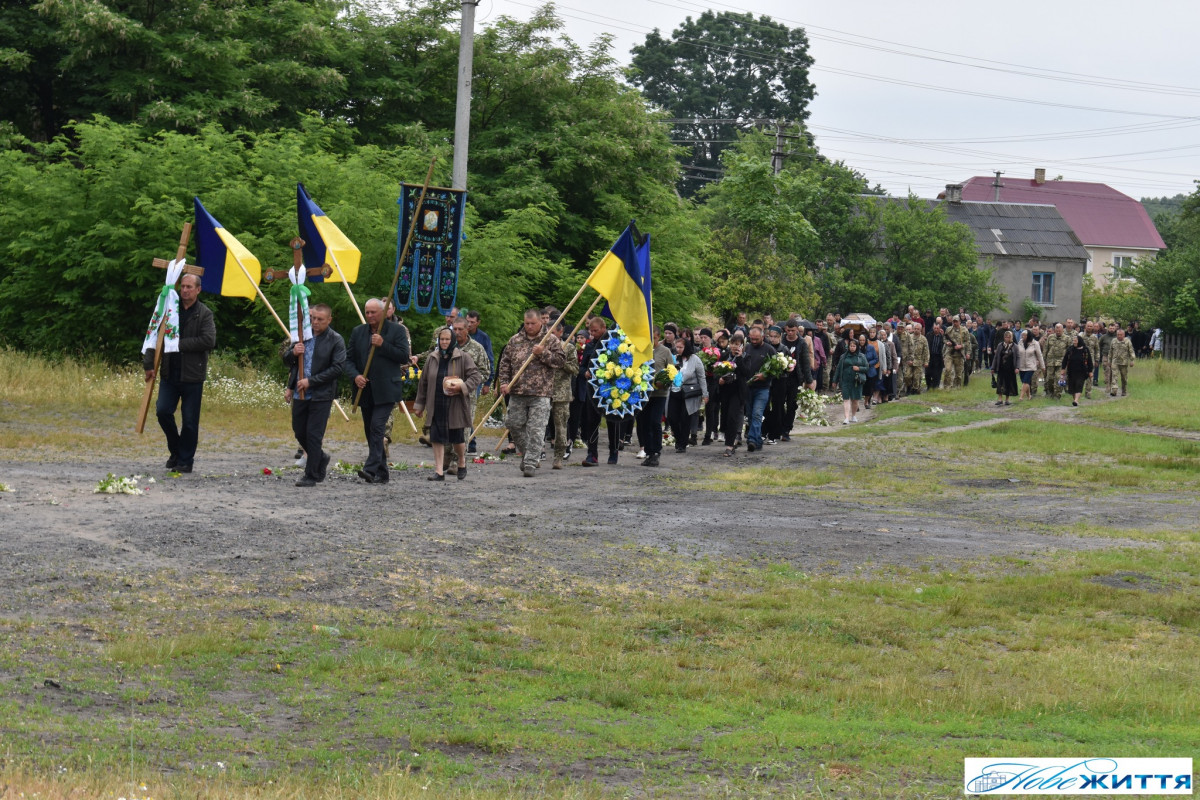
[143,282,1154,485]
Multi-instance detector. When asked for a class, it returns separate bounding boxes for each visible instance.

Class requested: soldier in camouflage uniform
[1083,321,1101,399]
[943,317,972,389]
[1108,327,1136,396]
[549,322,579,469]
[902,323,929,395]
[1041,323,1071,399]
[962,322,977,386]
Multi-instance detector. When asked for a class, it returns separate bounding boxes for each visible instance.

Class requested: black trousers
[765,381,788,440]
[567,398,583,443]
[637,395,667,456]
[358,393,394,481]
[719,387,744,445]
[667,393,694,450]
[581,397,621,458]
[783,378,800,434]
[292,398,333,480]
[703,376,720,439]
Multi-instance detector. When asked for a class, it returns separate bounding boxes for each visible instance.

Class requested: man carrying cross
[143,273,216,473]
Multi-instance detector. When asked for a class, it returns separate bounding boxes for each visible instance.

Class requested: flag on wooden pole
[297,184,361,283]
[193,197,261,298]
[586,223,653,367]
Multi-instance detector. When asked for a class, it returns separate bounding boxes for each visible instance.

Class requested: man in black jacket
[143,273,216,474]
[284,303,346,487]
[346,298,410,484]
[925,324,946,391]
[778,320,813,441]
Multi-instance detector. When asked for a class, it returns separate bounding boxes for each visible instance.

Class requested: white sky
[475,0,1200,201]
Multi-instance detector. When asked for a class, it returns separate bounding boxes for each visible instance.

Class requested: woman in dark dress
[990,329,1019,405]
[1060,333,1094,407]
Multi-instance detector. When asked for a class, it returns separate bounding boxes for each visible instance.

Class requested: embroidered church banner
[394,184,466,315]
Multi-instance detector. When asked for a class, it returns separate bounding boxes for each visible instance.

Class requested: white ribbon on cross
[287,264,313,343]
[141,258,187,354]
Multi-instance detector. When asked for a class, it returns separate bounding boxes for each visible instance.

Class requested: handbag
[681,381,703,400]
[854,371,866,386]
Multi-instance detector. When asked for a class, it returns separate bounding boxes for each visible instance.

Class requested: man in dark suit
[143,273,216,474]
[345,298,410,484]
[284,303,346,488]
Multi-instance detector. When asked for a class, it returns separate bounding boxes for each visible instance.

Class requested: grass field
[2,350,1199,798]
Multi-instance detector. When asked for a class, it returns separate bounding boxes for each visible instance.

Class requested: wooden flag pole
[227,247,351,422]
[353,156,438,412]
[137,223,193,434]
[487,295,602,452]
[476,279,596,431]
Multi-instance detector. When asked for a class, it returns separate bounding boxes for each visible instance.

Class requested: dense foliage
[2,0,1127,366]
[629,10,815,195]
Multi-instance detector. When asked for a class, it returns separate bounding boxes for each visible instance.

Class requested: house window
[1032,272,1055,305]
[1111,254,1135,279]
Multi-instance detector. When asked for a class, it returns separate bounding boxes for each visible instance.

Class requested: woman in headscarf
[414,327,481,480]
[861,331,879,408]
[990,328,1019,405]
[833,338,868,424]
[1060,333,1094,407]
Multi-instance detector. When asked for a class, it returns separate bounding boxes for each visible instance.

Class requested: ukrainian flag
[297,183,361,283]
[586,223,653,367]
[193,197,261,299]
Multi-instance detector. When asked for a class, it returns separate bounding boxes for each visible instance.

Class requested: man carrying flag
[142,272,215,473]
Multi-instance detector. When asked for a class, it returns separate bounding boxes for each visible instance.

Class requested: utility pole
[772,120,785,175]
[992,170,1004,202]
[452,0,479,191]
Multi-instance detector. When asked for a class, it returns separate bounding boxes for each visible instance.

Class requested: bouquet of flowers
[712,360,737,378]
[759,352,794,379]
[698,346,722,373]
[795,387,834,427]
[401,364,422,401]
[651,362,680,390]
[588,327,653,416]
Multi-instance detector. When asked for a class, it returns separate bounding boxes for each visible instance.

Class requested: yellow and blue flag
[586,223,653,367]
[297,183,361,283]
[193,197,260,299]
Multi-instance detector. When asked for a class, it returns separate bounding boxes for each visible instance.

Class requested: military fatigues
[943,325,972,389]
[961,331,976,386]
[1084,334,1100,399]
[549,339,579,464]
[902,332,929,395]
[1108,338,1135,395]
[1041,333,1070,399]
[1099,332,1115,386]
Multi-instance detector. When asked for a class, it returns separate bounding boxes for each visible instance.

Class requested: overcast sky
[475,0,1200,201]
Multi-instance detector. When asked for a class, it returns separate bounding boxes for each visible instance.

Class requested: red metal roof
[959,176,1166,250]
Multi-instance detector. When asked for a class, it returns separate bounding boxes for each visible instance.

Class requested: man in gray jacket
[143,273,216,474]
[284,303,346,487]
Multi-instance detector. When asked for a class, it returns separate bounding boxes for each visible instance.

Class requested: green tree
[823,195,1006,317]
[3,0,353,139]
[629,10,815,194]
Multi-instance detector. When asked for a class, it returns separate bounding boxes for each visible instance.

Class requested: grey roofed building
[936,184,1088,321]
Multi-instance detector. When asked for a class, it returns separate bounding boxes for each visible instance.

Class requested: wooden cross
[137,223,196,434]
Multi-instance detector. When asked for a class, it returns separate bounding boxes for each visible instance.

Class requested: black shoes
[428,472,444,481]
[317,453,331,482]
[457,467,467,481]
[177,465,192,473]
[165,455,178,469]
[357,469,383,484]
[607,453,618,465]
[643,453,660,467]
[295,476,317,487]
